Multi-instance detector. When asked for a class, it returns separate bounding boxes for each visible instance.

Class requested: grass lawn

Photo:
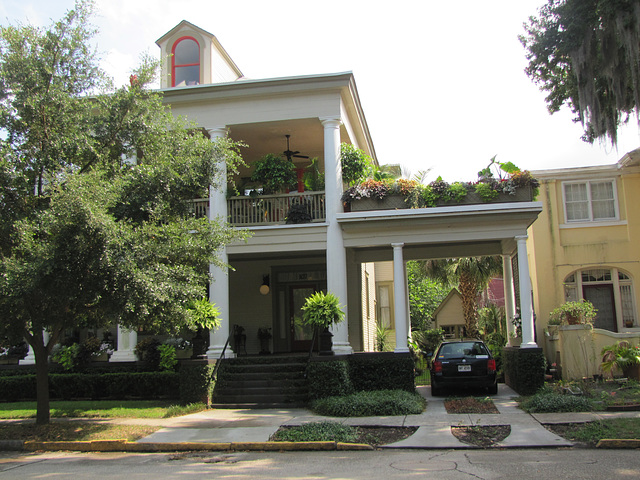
[0,400,207,419]
[547,418,640,447]
[0,422,160,442]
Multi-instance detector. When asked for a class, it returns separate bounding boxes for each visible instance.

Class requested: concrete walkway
[135,384,634,449]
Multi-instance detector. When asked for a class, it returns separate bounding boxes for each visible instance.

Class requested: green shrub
[179,363,216,405]
[306,360,353,400]
[521,391,594,413]
[311,389,426,417]
[134,338,162,370]
[158,344,178,371]
[503,347,545,395]
[270,421,359,443]
[348,353,414,392]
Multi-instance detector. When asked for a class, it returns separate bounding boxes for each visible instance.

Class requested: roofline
[159,71,378,163]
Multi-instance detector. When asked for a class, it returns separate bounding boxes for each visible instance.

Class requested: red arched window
[171,36,200,87]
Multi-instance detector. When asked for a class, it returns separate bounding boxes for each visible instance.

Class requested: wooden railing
[189,191,326,226]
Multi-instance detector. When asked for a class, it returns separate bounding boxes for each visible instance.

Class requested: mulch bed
[444,397,500,414]
[451,425,511,447]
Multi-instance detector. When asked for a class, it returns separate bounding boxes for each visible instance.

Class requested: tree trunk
[28,331,51,425]
[458,271,479,338]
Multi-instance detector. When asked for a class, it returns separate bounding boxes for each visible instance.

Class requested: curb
[596,439,640,449]
[7,440,373,453]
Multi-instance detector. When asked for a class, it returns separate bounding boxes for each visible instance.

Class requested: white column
[516,235,537,347]
[206,127,234,359]
[321,117,351,355]
[392,243,410,353]
[502,254,518,346]
[110,325,138,362]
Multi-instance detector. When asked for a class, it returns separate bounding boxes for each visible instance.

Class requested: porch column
[516,235,537,347]
[502,254,518,346]
[110,325,138,362]
[206,127,233,359]
[321,117,351,354]
[392,243,410,353]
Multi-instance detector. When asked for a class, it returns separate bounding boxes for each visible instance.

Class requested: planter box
[350,195,409,211]
[438,186,533,206]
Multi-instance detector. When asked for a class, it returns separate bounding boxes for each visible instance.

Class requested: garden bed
[444,396,499,414]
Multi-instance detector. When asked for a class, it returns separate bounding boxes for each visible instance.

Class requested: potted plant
[549,300,597,326]
[250,153,297,194]
[301,291,345,355]
[601,341,640,380]
[257,327,272,355]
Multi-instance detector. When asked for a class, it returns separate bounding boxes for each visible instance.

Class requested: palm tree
[422,256,503,338]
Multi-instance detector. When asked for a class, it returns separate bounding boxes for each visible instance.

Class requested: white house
[103,21,542,363]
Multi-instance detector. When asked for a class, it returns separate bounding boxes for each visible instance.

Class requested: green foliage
[601,341,640,376]
[407,260,449,331]
[503,347,546,395]
[303,158,325,191]
[270,421,359,443]
[52,344,80,372]
[348,354,415,392]
[306,360,353,400]
[375,324,390,352]
[311,390,426,417]
[187,298,220,332]
[340,143,371,185]
[158,344,178,371]
[411,328,444,356]
[249,153,296,194]
[301,291,345,329]
[474,182,500,202]
[179,363,216,405]
[520,0,640,145]
[449,182,468,202]
[521,389,594,413]
[134,338,162,370]
[549,300,597,326]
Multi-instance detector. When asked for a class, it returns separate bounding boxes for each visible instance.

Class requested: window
[563,267,637,331]
[172,37,200,87]
[377,283,394,329]
[563,180,617,223]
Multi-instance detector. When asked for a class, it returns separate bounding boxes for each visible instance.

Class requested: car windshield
[437,342,488,359]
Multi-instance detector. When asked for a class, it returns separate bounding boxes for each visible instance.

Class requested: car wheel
[488,383,498,395]
[431,384,441,396]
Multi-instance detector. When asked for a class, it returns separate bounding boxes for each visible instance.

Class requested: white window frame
[561,179,619,224]
[563,267,638,331]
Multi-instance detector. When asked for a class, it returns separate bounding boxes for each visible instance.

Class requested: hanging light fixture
[260,275,270,295]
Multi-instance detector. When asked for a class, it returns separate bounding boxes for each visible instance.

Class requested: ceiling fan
[283,135,309,162]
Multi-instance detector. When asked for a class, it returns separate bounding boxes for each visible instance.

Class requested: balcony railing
[190,191,326,226]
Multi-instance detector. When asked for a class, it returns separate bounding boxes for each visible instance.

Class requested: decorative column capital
[391,242,405,249]
[320,117,342,129]
[515,235,529,243]
[206,126,228,139]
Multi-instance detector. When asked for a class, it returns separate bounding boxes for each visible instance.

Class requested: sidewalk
[3,384,639,451]
[134,384,630,449]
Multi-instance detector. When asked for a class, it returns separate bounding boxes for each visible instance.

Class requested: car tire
[488,383,498,395]
[431,384,441,396]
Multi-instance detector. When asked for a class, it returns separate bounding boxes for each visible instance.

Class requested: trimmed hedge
[307,353,415,400]
[348,353,415,392]
[503,347,545,395]
[306,360,353,400]
[0,371,181,402]
[311,389,426,417]
[179,363,216,405]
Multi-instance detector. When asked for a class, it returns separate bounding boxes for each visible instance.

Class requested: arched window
[563,268,637,331]
[172,37,200,87]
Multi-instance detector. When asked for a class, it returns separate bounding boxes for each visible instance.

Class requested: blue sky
[2,0,639,181]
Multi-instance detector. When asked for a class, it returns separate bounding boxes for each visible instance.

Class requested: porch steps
[212,356,309,408]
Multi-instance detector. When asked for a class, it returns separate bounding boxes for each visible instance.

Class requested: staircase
[212,356,309,408]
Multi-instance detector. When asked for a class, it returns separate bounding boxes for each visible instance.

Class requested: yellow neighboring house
[528,149,640,378]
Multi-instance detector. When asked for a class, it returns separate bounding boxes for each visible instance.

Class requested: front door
[290,284,317,352]
[583,284,617,332]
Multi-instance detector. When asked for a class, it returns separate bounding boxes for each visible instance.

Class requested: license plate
[458,365,471,372]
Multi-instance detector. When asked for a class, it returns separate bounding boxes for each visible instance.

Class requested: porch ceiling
[338,202,542,259]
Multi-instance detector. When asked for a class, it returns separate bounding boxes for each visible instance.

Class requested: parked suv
[429,340,497,396]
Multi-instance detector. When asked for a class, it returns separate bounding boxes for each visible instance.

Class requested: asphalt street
[2,448,640,479]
